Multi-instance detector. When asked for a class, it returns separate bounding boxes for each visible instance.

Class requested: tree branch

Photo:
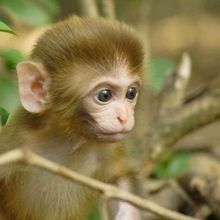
[78,0,99,17]
[101,0,115,19]
[140,88,220,176]
[160,53,191,115]
[100,194,110,220]
[0,148,200,220]
[139,53,220,177]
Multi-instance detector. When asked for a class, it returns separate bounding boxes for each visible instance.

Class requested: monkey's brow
[93,80,141,91]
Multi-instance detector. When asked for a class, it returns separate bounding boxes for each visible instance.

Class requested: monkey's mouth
[98,131,129,142]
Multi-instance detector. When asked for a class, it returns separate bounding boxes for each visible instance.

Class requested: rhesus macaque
[0,16,144,220]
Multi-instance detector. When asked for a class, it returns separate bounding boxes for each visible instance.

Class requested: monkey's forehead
[31,16,144,75]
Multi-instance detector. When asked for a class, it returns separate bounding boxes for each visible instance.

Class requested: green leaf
[0,49,26,70]
[0,0,59,26]
[0,107,9,126]
[87,203,101,220]
[149,58,176,92]
[0,21,15,34]
[154,152,190,179]
[0,75,19,113]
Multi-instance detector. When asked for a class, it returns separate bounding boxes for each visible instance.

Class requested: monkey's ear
[16,61,50,113]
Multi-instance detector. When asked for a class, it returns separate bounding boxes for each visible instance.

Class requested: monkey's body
[0,108,126,220]
[0,16,143,220]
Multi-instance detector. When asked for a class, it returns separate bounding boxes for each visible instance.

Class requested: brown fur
[0,16,143,220]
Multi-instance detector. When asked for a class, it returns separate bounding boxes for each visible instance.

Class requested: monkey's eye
[97,89,113,102]
[126,87,137,100]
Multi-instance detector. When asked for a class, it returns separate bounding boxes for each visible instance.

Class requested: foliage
[0,75,19,113]
[0,21,15,34]
[149,58,176,91]
[88,204,101,220]
[0,0,60,26]
[153,152,190,179]
[0,45,24,114]
[0,22,24,112]
[0,49,26,70]
[0,107,9,126]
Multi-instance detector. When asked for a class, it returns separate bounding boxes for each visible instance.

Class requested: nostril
[117,116,126,124]
[117,116,123,123]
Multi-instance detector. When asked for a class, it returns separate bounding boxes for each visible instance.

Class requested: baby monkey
[0,16,144,220]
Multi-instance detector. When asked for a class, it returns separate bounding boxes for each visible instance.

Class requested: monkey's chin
[97,132,128,142]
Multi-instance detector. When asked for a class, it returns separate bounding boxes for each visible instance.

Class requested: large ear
[16,61,50,113]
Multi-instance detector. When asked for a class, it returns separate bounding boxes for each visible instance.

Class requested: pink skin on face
[83,69,141,142]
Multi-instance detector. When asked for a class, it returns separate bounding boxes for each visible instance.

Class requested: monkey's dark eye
[97,89,112,102]
[126,87,137,100]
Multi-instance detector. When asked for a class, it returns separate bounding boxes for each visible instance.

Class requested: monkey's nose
[117,115,127,124]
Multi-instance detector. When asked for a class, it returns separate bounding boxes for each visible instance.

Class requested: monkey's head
[16,16,144,142]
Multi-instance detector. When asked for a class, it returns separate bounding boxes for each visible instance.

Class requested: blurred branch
[139,54,220,176]
[160,53,191,115]
[101,0,115,19]
[78,0,99,17]
[182,154,220,218]
[0,148,201,220]
[100,195,110,220]
[0,6,21,28]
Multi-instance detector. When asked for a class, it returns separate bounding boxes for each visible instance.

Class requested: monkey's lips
[98,131,129,142]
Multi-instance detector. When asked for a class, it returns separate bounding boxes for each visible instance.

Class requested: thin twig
[79,0,99,17]
[140,84,220,177]
[160,53,191,115]
[100,194,110,220]
[0,148,23,165]
[101,0,115,19]
[169,180,197,209]
[0,148,201,220]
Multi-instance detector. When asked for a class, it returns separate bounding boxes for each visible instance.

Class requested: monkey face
[81,71,141,142]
